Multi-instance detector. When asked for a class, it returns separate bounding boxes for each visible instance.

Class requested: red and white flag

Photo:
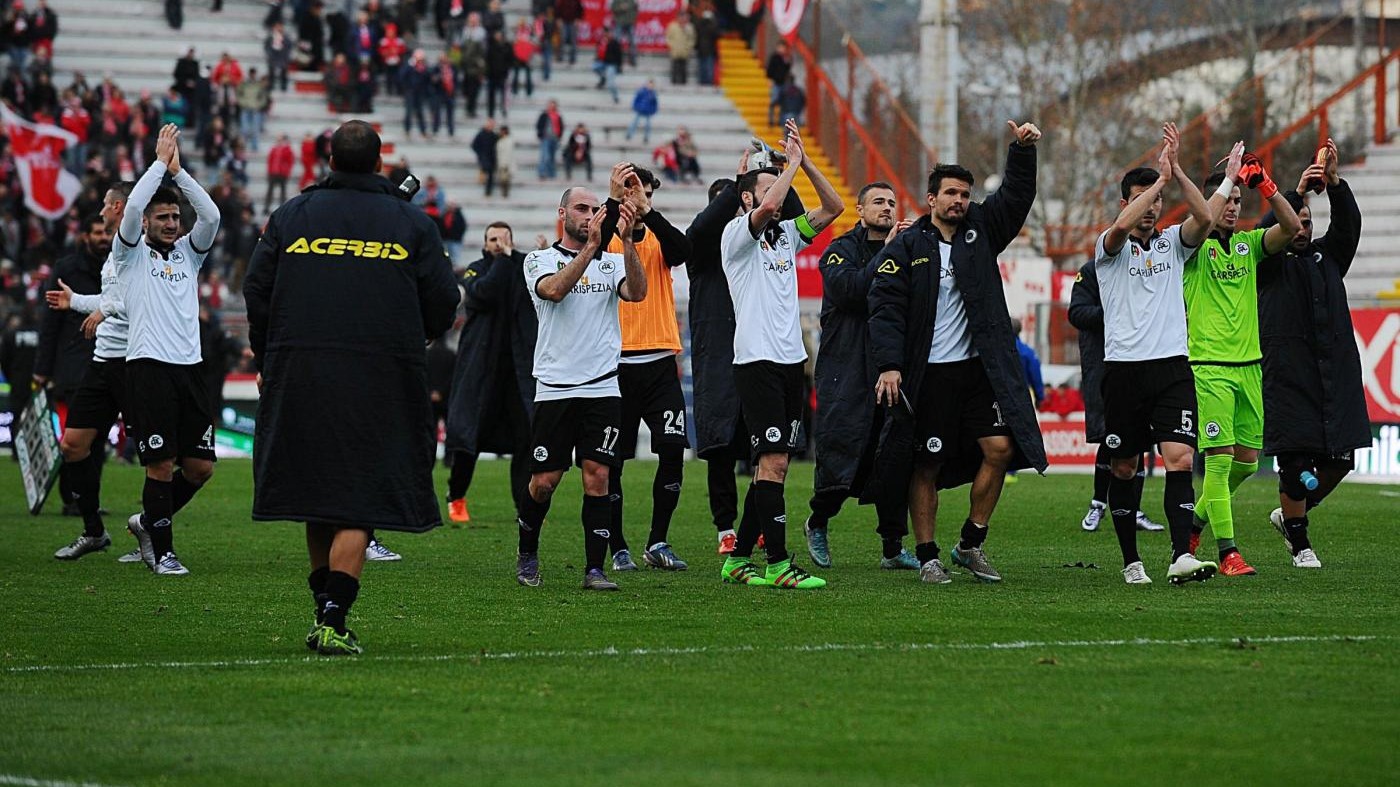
[1,102,82,220]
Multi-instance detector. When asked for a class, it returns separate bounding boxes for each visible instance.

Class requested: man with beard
[865,121,1047,585]
[685,147,804,555]
[804,181,918,570]
[1255,139,1367,569]
[445,221,537,522]
[515,188,645,590]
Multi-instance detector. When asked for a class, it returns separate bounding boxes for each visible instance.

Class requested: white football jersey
[113,233,209,366]
[721,214,810,365]
[525,244,627,401]
[1094,224,1194,362]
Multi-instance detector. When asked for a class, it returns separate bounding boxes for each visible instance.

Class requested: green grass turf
[2,458,1398,786]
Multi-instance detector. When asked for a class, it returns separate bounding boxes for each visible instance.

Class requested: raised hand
[1224,140,1245,182]
[155,123,177,166]
[625,173,651,217]
[1323,137,1340,185]
[44,278,74,310]
[885,218,914,247]
[1007,120,1042,147]
[1297,162,1327,196]
[1156,143,1173,182]
[609,162,635,201]
[782,120,804,168]
[1162,121,1180,166]
[618,201,637,239]
[169,128,183,175]
[737,148,751,175]
[585,204,607,245]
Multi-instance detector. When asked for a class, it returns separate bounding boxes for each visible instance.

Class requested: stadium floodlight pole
[919,0,959,167]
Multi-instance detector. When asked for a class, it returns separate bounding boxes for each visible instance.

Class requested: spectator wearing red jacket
[265,133,294,212]
[379,22,406,95]
[298,131,319,189]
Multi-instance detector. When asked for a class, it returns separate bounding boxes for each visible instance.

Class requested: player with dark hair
[114,125,221,576]
[515,186,646,590]
[865,121,1047,586]
[245,119,460,654]
[1255,139,1367,568]
[444,220,537,523]
[719,119,844,590]
[1184,144,1304,576]
[1090,125,1242,584]
[804,180,918,570]
[597,164,694,571]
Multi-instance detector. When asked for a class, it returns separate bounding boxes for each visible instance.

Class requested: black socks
[1164,470,1196,560]
[915,541,940,565]
[607,468,628,553]
[308,566,330,620]
[752,480,787,564]
[317,571,359,634]
[171,469,203,514]
[517,490,550,554]
[67,452,104,537]
[707,457,738,532]
[582,494,610,571]
[1284,516,1312,554]
[647,449,684,547]
[142,476,175,558]
[734,484,760,558]
[1108,473,1144,566]
[447,451,478,501]
[958,518,987,550]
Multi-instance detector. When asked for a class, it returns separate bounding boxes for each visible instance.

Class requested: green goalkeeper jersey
[1184,228,1267,363]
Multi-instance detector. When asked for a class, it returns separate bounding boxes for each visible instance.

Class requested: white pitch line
[0,775,125,787]
[1,634,1385,675]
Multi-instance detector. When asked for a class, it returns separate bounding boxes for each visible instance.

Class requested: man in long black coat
[863,124,1048,584]
[244,121,459,655]
[35,214,106,514]
[1255,141,1368,569]
[685,151,802,553]
[1068,262,1162,535]
[804,181,916,570]
[443,221,536,520]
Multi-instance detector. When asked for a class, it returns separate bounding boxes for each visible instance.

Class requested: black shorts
[65,357,126,432]
[617,355,689,459]
[733,360,804,462]
[125,359,216,466]
[913,358,1011,464]
[1276,451,1355,472]
[1101,356,1198,457]
[529,396,623,472]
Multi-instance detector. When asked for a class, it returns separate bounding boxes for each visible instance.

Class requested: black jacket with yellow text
[244,171,460,531]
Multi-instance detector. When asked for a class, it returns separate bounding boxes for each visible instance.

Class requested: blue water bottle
[1299,470,1319,491]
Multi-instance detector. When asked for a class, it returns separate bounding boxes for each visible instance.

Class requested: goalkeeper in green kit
[1184,153,1302,575]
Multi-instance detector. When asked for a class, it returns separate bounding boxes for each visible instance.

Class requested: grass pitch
[1,459,1398,786]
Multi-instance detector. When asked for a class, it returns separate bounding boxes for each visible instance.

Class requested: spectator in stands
[326,51,353,112]
[672,126,700,183]
[765,39,791,126]
[431,52,459,139]
[627,79,658,144]
[173,46,201,104]
[510,18,535,97]
[58,90,88,175]
[237,68,270,152]
[439,200,467,266]
[414,175,448,222]
[554,0,582,65]
[297,1,326,72]
[495,124,515,198]
[29,1,55,61]
[298,130,319,189]
[200,116,231,169]
[265,20,292,92]
[355,60,376,112]
[563,121,592,181]
[1012,318,1045,408]
[400,49,432,139]
[777,74,805,129]
[266,133,294,212]
[4,1,31,72]
[349,12,379,76]
[484,28,511,118]
[161,86,190,128]
[695,5,719,86]
[611,0,638,67]
[652,137,678,182]
[665,11,695,86]
[440,0,467,43]
[191,63,214,135]
[225,138,250,187]
[378,21,407,95]
[212,50,245,128]
[593,26,622,103]
[535,99,563,179]
[483,0,505,36]
[532,9,554,81]
[459,13,487,117]
[28,69,54,118]
[471,118,499,195]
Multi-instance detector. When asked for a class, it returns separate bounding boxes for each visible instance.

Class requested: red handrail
[788,35,923,216]
[842,36,939,166]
